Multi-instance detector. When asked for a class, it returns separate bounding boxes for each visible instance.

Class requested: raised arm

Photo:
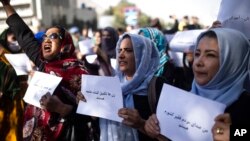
[1,0,43,69]
[1,0,16,17]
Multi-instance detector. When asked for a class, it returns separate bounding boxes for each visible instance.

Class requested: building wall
[0,0,97,33]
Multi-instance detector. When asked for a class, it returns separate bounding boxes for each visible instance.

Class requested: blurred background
[0,0,222,33]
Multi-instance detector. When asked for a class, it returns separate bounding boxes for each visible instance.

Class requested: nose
[119,50,125,59]
[194,55,204,67]
[43,37,51,42]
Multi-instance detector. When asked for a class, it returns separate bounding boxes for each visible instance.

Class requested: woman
[0,61,23,141]
[144,28,250,141]
[0,27,29,141]
[99,33,159,141]
[101,27,119,59]
[0,28,22,65]
[1,0,91,141]
[92,29,113,76]
[138,27,175,84]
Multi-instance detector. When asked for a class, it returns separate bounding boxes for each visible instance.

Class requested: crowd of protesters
[0,0,250,141]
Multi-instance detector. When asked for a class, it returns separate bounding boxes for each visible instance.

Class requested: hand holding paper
[156,84,226,141]
[77,74,123,122]
[23,71,62,108]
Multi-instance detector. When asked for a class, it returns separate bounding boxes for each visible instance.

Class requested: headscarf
[101,27,119,59]
[0,28,21,53]
[23,27,88,141]
[0,28,21,65]
[139,27,169,76]
[246,57,250,92]
[99,33,159,141]
[191,28,250,106]
[43,28,88,95]
[116,33,160,108]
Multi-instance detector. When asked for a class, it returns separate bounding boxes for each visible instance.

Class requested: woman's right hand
[76,91,86,104]
[144,114,161,138]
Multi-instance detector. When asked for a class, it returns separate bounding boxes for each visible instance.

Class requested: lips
[195,71,207,77]
[119,61,127,66]
[43,44,51,52]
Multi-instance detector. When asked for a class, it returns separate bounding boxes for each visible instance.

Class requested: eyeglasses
[42,33,62,41]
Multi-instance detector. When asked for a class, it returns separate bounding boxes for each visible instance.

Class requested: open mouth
[43,44,51,52]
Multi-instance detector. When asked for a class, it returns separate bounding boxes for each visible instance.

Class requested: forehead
[120,37,133,48]
[197,36,219,50]
[46,27,60,34]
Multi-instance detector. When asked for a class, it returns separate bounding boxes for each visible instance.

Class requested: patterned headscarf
[191,28,250,106]
[43,27,87,94]
[139,27,169,76]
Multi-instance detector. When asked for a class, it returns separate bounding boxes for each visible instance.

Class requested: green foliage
[137,13,151,27]
[103,0,151,29]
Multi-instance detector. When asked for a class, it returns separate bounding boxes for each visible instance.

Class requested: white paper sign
[110,58,117,70]
[78,39,94,55]
[169,29,206,53]
[4,53,32,75]
[77,74,123,122]
[86,54,97,63]
[23,71,62,108]
[217,0,250,39]
[157,84,226,141]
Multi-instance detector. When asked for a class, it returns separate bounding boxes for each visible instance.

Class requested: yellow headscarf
[0,45,11,65]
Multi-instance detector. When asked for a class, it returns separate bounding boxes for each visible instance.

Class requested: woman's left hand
[40,92,73,117]
[40,92,61,112]
[118,108,145,129]
[212,113,231,141]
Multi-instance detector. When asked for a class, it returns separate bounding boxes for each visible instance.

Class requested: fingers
[212,120,230,141]
[39,92,53,110]
[76,91,86,103]
[118,108,143,128]
[118,108,138,119]
[215,113,231,124]
[211,20,222,28]
[145,114,160,138]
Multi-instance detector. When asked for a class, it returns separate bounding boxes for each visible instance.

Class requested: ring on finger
[216,128,224,134]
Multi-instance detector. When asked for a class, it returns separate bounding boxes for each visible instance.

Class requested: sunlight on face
[192,36,220,86]
[118,37,136,80]
[41,27,62,61]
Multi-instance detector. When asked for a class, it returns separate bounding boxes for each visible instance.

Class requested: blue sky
[92,0,222,26]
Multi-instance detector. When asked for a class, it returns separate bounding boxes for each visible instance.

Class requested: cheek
[208,61,220,79]
[52,42,61,52]
[129,55,135,66]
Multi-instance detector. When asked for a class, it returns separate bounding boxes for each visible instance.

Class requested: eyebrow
[196,49,218,53]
